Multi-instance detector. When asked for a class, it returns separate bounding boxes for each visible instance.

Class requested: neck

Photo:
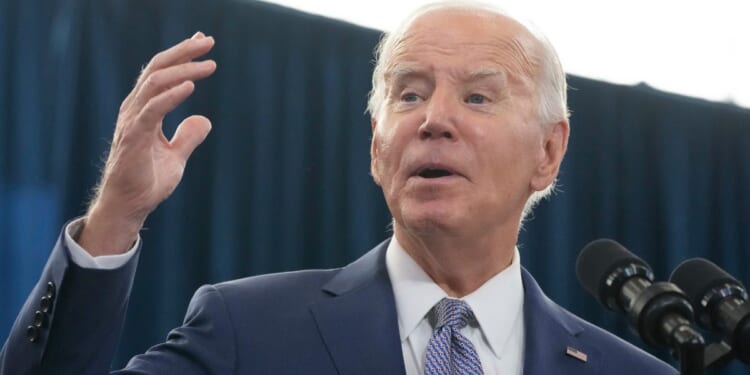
[393,221,518,297]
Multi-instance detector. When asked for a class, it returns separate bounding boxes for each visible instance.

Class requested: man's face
[371,9,565,238]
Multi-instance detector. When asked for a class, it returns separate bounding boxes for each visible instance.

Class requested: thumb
[170,115,212,161]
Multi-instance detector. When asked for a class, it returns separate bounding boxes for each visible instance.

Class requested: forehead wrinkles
[490,36,538,85]
[383,28,539,90]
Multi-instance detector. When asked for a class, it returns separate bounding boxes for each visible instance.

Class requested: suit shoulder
[210,268,340,303]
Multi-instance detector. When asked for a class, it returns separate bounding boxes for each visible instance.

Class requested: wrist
[78,203,145,256]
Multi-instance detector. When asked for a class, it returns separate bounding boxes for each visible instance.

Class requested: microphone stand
[704,341,734,369]
[663,315,705,375]
[624,282,706,375]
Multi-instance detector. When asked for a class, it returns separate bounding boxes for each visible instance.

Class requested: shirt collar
[385,236,525,359]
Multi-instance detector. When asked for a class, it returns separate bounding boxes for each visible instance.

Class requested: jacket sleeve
[0,223,238,375]
[114,285,237,374]
[0,221,141,374]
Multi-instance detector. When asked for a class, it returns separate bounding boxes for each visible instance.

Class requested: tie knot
[432,298,475,330]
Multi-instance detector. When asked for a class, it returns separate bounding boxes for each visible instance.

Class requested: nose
[418,90,458,141]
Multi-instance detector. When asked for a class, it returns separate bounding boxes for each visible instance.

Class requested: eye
[401,92,420,102]
[466,93,487,104]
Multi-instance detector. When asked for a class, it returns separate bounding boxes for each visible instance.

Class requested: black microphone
[670,258,750,363]
[576,239,704,355]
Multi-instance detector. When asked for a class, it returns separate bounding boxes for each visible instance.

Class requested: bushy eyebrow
[466,69,506,84]
[385,66,429,87]
[385,66,505,86]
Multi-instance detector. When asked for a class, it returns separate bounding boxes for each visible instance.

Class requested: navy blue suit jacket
[1,228,677,374]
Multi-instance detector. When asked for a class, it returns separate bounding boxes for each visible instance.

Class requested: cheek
[479,126,541,178]
[372,130,396,184]
[373,119,402,165]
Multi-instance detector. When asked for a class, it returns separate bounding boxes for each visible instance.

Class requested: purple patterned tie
[424,298,484,375]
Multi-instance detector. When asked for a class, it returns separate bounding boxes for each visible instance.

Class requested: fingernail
[195,36,214,46]
[191,31,204,39]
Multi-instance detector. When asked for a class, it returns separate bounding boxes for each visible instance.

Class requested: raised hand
[78,32,217,256]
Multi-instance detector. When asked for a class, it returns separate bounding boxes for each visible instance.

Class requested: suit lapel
[309,240,406,375]
[521,269,602,374]
[309,244,603,374]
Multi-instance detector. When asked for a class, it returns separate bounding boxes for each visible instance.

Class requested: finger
[170,115,212,161]
[122,33,213,111]
[144,34,214,77]
[132,59,216,112]
[130,34,213,103]
[135,80,195,132]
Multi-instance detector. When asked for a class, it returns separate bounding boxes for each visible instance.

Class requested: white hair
[367,1,569,221]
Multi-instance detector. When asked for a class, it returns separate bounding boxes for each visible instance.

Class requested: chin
[396,201,464,235]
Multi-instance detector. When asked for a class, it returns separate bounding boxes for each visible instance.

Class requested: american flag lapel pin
[565,346,588,363]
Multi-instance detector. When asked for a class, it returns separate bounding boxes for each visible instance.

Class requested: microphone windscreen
[576,239,650,303]
[670,258,744,308]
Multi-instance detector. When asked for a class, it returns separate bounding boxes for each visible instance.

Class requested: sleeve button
[46,281,56,300]
[33,310,47,328]
[40,296,52,313]
[26,326,39,343]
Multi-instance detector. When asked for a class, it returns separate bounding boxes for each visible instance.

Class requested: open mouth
[417,168,454,179]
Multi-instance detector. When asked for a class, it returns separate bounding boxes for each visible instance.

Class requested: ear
[370,117,382,186]
[530,119,569,191]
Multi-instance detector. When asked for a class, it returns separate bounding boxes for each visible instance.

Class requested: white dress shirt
[65,222,525,374]
[385,237,525,375]
[64,218,139,270]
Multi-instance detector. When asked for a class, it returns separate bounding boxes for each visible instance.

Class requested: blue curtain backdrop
[1,0,749,373]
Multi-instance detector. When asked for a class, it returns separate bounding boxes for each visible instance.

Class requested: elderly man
[1,2,677,374]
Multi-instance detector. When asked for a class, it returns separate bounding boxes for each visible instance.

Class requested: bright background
[269,0,750,109]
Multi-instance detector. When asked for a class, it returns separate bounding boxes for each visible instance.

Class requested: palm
[80,33,217,254]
